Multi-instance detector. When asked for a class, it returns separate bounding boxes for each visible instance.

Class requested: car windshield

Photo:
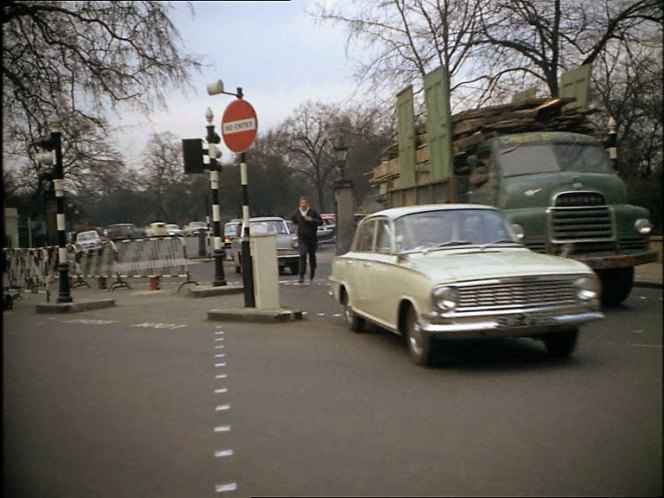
[497,142,613,177]
[249,220,288,235]
[225,224,239,235]
[167,224,178,229]
[394,209,516,253]
[77,232,98,241]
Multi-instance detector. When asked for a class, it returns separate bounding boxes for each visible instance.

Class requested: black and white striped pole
[239,150,255,307]
[607,116,618,171]
[205,108,227,287]
[35,120,72,303]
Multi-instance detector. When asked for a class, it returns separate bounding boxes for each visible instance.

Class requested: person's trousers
[298,238,317,279]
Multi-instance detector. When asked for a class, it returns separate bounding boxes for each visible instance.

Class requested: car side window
[354,220,376,252]
[375,220,392,254]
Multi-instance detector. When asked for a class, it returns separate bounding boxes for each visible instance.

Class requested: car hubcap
[409,323,423,357]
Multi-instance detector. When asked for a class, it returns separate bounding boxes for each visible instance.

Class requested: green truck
[370,67,657,306]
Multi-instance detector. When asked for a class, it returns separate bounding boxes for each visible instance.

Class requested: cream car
[329,204,604,366]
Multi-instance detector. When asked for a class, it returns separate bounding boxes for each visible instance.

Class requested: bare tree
[2,0,200,186]
[473,0,662,98]
[141,131,186,221]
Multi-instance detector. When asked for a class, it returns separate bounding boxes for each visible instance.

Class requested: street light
[333,134,354,255]
[207,79,255,307]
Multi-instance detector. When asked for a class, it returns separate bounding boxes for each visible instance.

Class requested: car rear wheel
[404,306,433,366]
[543,329,578,358]
[342,292,364,333]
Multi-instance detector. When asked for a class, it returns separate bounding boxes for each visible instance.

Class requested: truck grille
[549,206,613,242]
[456,277,577,312]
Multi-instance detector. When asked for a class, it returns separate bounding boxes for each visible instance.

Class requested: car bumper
[419,306,603,339]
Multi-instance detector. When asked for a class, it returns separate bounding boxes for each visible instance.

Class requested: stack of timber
[370,97,597,195]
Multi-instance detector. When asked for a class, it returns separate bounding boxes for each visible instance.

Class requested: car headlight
[291,239,299,249]
[635,218,652,235]
[574,276,601,302]
[432,286,459,313]
[511,223,525,240]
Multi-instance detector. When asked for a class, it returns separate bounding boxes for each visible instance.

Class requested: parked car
[107,223,141,240]
[223,221,241,249]
[317,215,336,244]
[329,204,604,366]
[166,224,183,237]
[183,221,208,237]
[231,217,299,275]
[147,222,169,237]
[74,230,102,253]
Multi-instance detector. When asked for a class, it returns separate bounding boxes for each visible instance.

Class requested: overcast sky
[110,0,364,168]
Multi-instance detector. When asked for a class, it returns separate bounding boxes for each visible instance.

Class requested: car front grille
[456,277,578,312]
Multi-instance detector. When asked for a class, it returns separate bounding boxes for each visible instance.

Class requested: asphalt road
[3,245,662,497]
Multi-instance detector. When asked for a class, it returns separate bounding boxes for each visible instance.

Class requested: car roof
[248,217,285,222]
[364,204,498,221]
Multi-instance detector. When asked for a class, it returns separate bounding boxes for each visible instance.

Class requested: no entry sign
[221,99,258,153]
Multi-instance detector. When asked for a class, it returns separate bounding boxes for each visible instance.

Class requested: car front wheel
[404,306,433,366]
[342,292,364,333]
[543,329,578,358]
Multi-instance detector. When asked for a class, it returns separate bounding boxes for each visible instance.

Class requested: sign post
[221,98,258,307]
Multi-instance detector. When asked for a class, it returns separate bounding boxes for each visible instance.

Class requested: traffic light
[182,138,205,174]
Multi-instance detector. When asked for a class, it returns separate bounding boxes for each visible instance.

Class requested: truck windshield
[497,143,612,177]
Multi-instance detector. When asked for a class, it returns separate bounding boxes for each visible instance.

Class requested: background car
[74,230,102,252]
[147,222,168,237]
[166,224,183,237]
[223,221,241,249]
[182,221,208,237]
[231,217,299,275]
[317,214,336,244]
[330,204,603,366]
[107,223,140,240]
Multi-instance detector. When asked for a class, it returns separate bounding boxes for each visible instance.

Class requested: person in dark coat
[291,196,323,283]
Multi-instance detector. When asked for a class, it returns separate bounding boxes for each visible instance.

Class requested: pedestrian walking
[291,196,323,284]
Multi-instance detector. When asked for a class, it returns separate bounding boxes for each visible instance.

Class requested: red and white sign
[221,99,258,153]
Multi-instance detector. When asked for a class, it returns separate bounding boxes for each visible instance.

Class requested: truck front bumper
[572,249,658,269]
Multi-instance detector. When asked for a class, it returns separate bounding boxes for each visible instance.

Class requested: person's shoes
[298,277,304,284]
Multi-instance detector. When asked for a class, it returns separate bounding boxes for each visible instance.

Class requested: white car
[329,204,604,366]
[166,224,183,237]
[74,230,102,253]
[183,221,208,237]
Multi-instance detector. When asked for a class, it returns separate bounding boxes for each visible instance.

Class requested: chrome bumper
[420,308,604,339]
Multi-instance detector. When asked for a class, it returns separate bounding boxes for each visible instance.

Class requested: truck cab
[461,131,657,305]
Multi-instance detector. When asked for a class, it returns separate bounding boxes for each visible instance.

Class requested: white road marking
[332,313,342,317]
[216,374,227,379]
[215,337,224,342]
[215,363,226,368]
[216,404,230,411]
[215,345,225,349]
[215,483,237,493]
[317,313,325,316]
[214,425,231,433]
[215,331,224,335]
[215,354,226,358]
[215,388,228,394]
[62,319,117,325]
[214,449,234,458]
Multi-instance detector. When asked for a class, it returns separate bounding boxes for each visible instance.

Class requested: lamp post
[333,135,354,255]
[204,108,226,286]
[34,117,72,303]
[207,80,255,307]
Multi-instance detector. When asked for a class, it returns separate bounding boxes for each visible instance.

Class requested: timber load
[370,96,597,196]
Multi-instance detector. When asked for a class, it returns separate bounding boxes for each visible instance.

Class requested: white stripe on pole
[214,237,222,250]
[59,247,68,265]
[213,204,220,221]
[56,213,66,231]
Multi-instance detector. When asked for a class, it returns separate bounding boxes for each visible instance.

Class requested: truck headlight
[432,286,459,313]
[574,276,601,302]
[635,218,652,235]
[511,223,525,240]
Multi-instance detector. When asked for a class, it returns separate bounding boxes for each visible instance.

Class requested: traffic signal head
[182,138,204,174]
[33,134,57,151]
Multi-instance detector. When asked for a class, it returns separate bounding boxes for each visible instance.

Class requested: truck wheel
[342,292,364,333]
[597,267,634,307]
[543,329,578,358]
[404,305,433,366]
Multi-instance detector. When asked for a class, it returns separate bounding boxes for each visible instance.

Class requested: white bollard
[250,233,280,310]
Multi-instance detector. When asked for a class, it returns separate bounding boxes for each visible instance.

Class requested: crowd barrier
[3,238,198,295]
[106,237,197,292]
[3,246,60,294]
